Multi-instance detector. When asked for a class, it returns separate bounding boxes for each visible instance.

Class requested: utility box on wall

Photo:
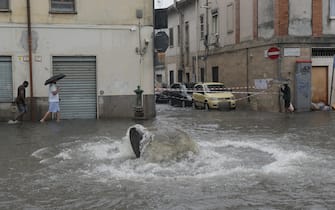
[295,60,312,112]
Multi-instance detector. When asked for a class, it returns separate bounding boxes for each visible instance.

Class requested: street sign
[154,31,169,52]
[267,47,280,59]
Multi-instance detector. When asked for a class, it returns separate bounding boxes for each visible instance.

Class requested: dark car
[168,83,193,107]
[155,88,170,103]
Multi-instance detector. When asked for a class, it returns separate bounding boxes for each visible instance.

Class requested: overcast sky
[155,0,174,8]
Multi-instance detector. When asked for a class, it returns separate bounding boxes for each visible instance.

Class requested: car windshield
[205,84,226,92]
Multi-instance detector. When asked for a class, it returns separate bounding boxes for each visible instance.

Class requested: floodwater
[1,104,335,210]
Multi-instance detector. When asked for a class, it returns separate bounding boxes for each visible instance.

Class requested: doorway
[312,66,328,104]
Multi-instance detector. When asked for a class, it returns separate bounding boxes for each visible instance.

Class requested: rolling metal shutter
[0,56,13,102]
[53,56,97,119]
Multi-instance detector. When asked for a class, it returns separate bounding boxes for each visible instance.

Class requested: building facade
[0,0,155,120]
[165,0,335,112]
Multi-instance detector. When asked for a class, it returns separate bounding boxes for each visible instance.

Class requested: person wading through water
[281,83,293,112]
[9,81,29,124]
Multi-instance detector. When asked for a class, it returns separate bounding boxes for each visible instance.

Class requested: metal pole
[26,0,34,121]
[247,48,250,102]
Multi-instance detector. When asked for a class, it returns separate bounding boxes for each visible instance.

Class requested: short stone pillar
[134,85,144,119]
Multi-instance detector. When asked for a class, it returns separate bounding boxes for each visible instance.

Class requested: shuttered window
[330,0,335,18]
[0,56,13,102]
[169,27,174,47]
[212,9,219,34]
[53,56,97,119]
[227,3,234,33]
[0,0,9,11]
[200,15,205,39]
[50,0,76,13]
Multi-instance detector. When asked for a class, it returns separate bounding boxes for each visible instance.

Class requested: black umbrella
[44,74,66,85]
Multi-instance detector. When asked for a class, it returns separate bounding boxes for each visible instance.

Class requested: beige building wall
[0,0,154,120]
[0,0,153,25]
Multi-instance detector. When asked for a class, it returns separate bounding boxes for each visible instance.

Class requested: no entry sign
[267,47,280,59]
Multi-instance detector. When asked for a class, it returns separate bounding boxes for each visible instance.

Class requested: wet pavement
[1,104,335,209]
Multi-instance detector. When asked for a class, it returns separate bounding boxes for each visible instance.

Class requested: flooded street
[1,104,335,209]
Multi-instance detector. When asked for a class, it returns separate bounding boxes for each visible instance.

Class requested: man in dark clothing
[12,81,29,122]
[281,83,291,112]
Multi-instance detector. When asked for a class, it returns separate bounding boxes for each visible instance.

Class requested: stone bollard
[134,85,144,119]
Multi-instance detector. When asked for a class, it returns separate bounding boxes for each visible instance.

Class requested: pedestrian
[281,83,293,112]
[9,81,29,123]
[40,81,60,122]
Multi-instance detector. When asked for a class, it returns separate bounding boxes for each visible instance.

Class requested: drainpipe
[174,0,184,77]
[205,0,209,81]
[26,0,34,121]
[195,0,199,82]
[247,48,250,102]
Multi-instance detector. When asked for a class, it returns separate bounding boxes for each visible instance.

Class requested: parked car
[192,82,236,110]
[155,88,170,103]
[168,83,193,107]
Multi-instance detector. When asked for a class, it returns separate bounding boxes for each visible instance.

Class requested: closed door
[53,56,97,119]
[312,66,328,103]
[169,70,174,85]
[212,66,219,82]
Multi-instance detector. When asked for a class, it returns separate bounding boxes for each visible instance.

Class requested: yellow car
[192,82,236,110]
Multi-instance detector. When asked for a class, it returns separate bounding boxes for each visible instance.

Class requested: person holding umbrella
[40,79,61,123]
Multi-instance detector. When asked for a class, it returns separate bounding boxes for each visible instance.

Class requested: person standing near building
[9,81,29,123]
[40,81,60,122]
[281,83,293,112]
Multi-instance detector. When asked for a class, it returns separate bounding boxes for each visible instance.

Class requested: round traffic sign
[154,31,169,52]
[267,47,280,59]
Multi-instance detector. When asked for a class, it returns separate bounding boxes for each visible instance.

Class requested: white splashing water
[31,130,311,182]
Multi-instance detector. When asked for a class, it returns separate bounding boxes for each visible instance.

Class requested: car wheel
[204,103,209,111]
[192,101,197,109]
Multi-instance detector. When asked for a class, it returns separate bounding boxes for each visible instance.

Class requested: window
[200,68,205,82]
[227,3,234,33]
[185,21,190,65]
[195,84,204,94]
[0,56,13,102]
[200,15,205,39]
[177,25,181,46]
[178,70,183,82]
[185,21,189,46]
[212,66,219,82]
[0,0,9,11]
[312,48,335,57]
[169,28,174,47]
[171,83,180,89]
[50,0,76,13]
[212,9,218,34]
[330,0,335,18]
[156,74,162,83]
[169,70,174,85]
